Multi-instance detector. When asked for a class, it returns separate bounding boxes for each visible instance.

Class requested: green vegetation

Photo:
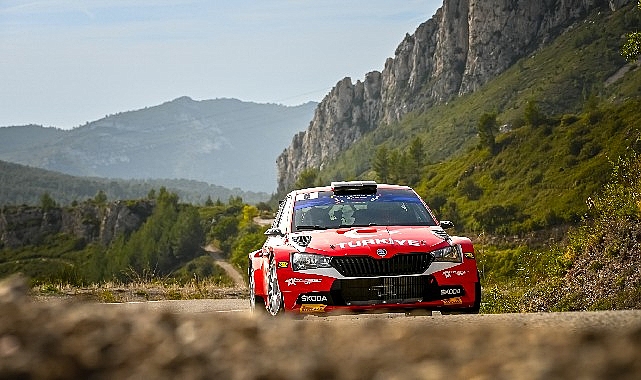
[93,188,204,282]
[558,151,641,310]
[419,99,639,235]
[200,196,268,277]
[622,1,641,61]
[0,189,270,295]
[478,148,641,313]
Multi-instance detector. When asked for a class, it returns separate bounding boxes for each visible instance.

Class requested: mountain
[0,97,317,193]
[276,0,634,193]
[272,0,641,232]
[0,160,270,206]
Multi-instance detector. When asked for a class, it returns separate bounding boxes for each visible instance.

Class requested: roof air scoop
[292,235,312,247]
[331,181,378,195]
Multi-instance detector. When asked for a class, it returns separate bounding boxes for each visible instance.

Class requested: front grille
[330,276,435,305]
[330,253,433,277]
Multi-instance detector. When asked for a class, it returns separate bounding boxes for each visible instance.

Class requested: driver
[303,206,328,227]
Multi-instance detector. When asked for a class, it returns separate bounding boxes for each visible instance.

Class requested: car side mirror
[264,228,284,236]
[440,220,455,229]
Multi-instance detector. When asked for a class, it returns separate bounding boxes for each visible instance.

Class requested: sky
[1,0,442,129]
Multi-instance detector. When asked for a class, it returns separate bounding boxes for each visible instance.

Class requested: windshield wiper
[335,223,378,229]
[296,225,328,231]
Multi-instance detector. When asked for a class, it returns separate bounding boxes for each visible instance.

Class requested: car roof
[289,182,413,197]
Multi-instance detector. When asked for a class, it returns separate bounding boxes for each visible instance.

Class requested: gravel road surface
[1,276,641,379]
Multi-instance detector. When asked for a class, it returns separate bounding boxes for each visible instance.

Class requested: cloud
[1,0,94,18]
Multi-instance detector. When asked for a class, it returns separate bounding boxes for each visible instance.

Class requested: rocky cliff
[276,0,633,193]
[0,201,154,249]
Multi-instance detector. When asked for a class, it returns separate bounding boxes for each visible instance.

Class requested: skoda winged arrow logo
[376,248,387,257]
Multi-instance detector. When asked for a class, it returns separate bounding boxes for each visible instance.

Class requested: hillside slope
[276,0,635,193]
[0,160,269,206]
[288,2,641,234]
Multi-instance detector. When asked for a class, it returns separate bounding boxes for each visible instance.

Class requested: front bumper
[279,268,479,314]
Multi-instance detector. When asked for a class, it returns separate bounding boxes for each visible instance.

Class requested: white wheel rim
[266,262,282,315]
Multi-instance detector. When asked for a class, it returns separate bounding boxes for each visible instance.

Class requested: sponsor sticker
[336,238,421,249]
[286,278,322,286]
[442,270,468,279]
[295,192,319,201]
[300,304,327,313]
[443,297,463,305]
[278,261,289,268]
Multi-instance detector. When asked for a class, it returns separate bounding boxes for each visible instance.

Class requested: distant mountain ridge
[0,159,270,206]
[0,97,317,193]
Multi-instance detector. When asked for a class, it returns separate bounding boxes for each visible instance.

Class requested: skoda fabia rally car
[248,181,481,316]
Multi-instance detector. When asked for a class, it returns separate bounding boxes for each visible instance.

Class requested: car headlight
[291,252,332,271]
[431,245,462,263]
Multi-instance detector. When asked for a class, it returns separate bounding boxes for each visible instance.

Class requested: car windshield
[292,188,436,231]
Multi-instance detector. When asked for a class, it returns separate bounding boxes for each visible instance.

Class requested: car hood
[290,226,450,258]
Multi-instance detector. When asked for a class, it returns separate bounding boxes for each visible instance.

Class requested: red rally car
[248,181,481,316]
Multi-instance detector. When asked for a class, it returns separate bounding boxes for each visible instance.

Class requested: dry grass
[32,278,248,303]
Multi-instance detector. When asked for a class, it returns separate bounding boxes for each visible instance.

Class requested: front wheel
[467,281,482,314]
[265,259,284,316]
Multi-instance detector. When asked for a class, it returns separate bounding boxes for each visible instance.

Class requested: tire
[265,258,284,316]
[248,260,265,314]
[466,281,482,314]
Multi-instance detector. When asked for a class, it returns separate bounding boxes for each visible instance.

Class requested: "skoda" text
[301,295,328,302]
[440,288,462,296]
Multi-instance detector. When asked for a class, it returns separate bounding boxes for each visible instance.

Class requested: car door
[258,195,293,293]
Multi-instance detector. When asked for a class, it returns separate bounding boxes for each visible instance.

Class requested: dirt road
[1,276,641,379]
[205,244,247,289]
[101,296,641,331]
